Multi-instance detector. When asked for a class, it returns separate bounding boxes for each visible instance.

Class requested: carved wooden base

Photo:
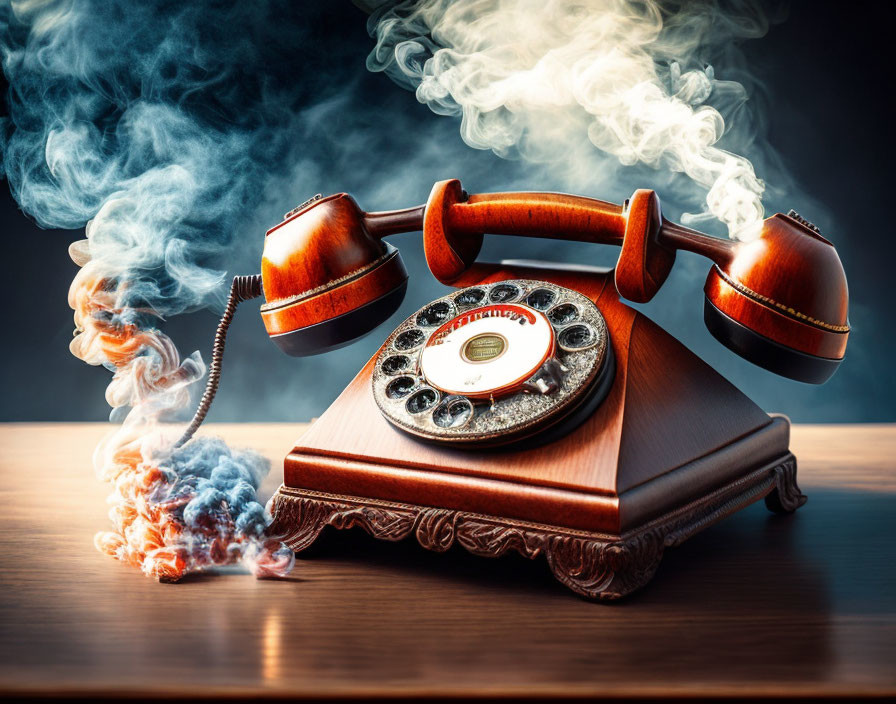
[267,454,805,600]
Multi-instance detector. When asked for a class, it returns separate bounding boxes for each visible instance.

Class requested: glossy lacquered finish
[423,181,673,305]
[261,245,406,336]
[700,215,849,360]
[285,262,786,535]
[260,194,409,353]
[270,261,806,598]
[263,194,383,302]
[424,182,850,367]
[259,177,849,380]
[615,188,671,303]
[446,188,625,243]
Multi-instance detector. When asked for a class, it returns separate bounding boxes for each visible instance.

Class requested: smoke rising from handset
[366,0,777,240]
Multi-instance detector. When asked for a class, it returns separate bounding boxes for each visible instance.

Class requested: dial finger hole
[432,397,473,428]
[386,376,416,399]
[394,328,425,350]
[454,287,485,307]
[382,355,411,375]
[416,301,452,327]
[406,388,439,414]
[526,288,556,311]
[548,303,579,326]
[488,283,521,303]
[558,323,596,351]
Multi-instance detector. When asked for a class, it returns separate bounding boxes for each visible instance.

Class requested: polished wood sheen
[260,246,406,335]
[422,178,483,284]
[289,263,776,511]
[262,193,382,302]
[446,187,625,243]
[424,181,675,303]
[614,188,674,303]
[694,214,850,360]
[261,178,849,366]
[0,423,893,698]
[276,261,800,598]
[270,456,802,600]
[705,266,848,359]
[260,193,409,340]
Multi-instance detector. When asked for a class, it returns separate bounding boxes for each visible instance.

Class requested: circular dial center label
[462,333,507,363]
[420,304,554,398]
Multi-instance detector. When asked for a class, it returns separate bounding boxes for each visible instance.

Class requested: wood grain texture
[262,193,382,302]
[418,181,848,356]
[290,262,779,536]
[259,181,848,368]
[446,188,626,243]
[260,246,406,335]
[270,454,802,601]
[438,185,849,361]
[614,188,673,303]
[423,178,483,284]
[260,193,408,339]
[705,264,848,359]
[695,213,849,360]
[0,423,894,699]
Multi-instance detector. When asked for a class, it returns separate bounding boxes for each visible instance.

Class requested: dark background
[1,1,893,423]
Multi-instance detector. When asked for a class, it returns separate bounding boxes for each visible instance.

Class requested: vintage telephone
[180,178,848,599]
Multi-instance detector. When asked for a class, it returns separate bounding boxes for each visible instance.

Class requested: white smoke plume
[366,0,776,239]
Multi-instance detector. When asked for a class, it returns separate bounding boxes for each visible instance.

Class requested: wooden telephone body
[262,180,847,600]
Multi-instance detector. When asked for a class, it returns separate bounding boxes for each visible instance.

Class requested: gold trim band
[715,267,849,333]
[261,248,395,310]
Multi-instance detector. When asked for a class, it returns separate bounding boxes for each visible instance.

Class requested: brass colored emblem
[462,333,507,363]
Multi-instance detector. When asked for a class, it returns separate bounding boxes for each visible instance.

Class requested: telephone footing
[268,455,804,601]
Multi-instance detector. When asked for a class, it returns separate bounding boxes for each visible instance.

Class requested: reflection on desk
[0,423,893,699]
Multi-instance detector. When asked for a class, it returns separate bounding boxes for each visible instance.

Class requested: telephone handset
[259,180,848,377]
[227,179,844,445]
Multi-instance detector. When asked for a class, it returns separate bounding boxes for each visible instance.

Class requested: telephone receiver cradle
[251,178,848,600]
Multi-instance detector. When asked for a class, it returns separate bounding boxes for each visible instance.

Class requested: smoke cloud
[366,0,778,239]
[0,0,315,579]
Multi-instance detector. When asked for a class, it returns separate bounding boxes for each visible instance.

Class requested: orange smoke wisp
[69,249,293,582]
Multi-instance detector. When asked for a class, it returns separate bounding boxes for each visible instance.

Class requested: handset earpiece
[695,212,849,384]
[176,195,422,446]
[417,180,849,383]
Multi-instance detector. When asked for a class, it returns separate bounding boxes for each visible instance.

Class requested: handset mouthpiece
[259,193,412,356]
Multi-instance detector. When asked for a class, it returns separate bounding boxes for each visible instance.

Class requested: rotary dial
[371,280,613,447]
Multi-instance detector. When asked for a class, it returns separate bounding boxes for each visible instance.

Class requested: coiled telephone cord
[174,274,264,448]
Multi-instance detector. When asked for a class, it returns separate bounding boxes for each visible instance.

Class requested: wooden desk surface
[0,423,894,699]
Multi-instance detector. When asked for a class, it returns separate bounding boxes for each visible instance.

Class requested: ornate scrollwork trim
[266,453,802,600]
